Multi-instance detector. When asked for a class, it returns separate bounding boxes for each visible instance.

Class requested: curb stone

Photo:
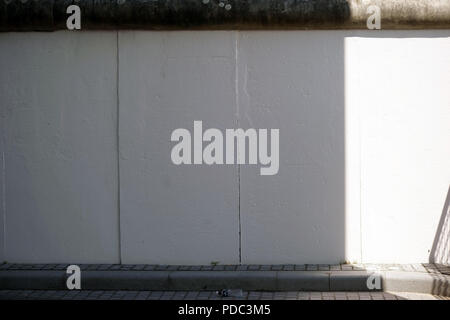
[0,267,449,295]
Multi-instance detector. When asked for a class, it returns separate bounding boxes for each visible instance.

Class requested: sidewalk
[1,263,449,296]
[1,290,449,300]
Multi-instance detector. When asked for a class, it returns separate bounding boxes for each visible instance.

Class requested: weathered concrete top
[1,0,450,31]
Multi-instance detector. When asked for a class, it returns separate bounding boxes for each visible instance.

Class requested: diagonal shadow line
[429,185,450,265]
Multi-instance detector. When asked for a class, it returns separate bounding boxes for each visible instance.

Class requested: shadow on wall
[430,186,450,265]
[0,0,353,265]
[0,29,348,264]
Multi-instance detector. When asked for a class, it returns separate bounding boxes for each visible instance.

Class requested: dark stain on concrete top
[0,0,449,31]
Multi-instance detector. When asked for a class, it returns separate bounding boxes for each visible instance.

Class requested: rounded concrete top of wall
[1,0,450,31]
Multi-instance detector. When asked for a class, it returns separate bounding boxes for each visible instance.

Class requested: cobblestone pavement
[1,263,449,274]
[0,290,449,300]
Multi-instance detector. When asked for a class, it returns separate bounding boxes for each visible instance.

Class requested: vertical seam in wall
[358,72,363,263]
[116,30,122,264]
[235,31,242,264]
[1,99,5,261]
[2,150,5,262]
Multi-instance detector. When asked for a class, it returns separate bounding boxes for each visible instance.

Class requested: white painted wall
[0,32,120,263]
[237,32,346,264]
[346,32,450,263]
[0,30,449,264]
[118,32,240,265]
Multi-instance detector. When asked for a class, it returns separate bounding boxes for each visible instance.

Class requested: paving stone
[236,265,248,271]
[310,293,322,300]
[248,265,260,271]
[172,291,187,299]
[119,264,135,270]
[371,294,384,300]
[401,264,415,272]
[261,292,274,300]
[297,292,310,300]
[358,293,371,300]
[294,264,306,271]
[148,291,164,300]
[189,266,201,271]
[383,293,397,300]
[306,264,318,271]
[178,266,191,271]
[330,264,341,271]
[32,264,45,270]
[224,265,236,271]
[271,265,283,271]
[112,292,126,299]
[42,264,57,270]
[352,264,365,271]
[248,291,262,300]
[184,291,200,300]
[123,293,139,299]
[412,264,427,272]
[285,291,298,300]
[209,294,222,300]
[154,265,169,271]
[132,265,146,271]
[144,265,156,271]
[167,265,179,271]
[3,290,440,300]
[100,292,114,296]
[213,265,225,271]
[335,292,347,299]
[87,291,103,297]
[196,291,212,300]
[53,263,69,271]
[274,292,287,300]
[437,267,450,275]
[424,264,441,274]
[76,292,91,298]
[341,264,353,271]
[200,266,213,271]
[98,264,112,271]
[386,264,401,271]
[86,265,99,271]
[436,264,450,271]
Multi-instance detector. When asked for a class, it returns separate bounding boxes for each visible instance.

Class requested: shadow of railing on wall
[429,185,450,296]
[429,185,450,266]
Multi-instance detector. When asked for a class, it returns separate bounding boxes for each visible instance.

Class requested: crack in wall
[116,30,122,264]
[235,31,242,264]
